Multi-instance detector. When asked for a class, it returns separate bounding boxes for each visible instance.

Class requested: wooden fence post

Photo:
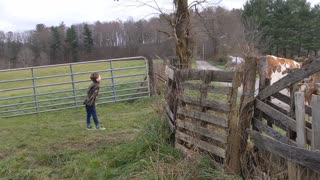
[147,56,155,96]
[224,71,242,174]
[311,94,320,179]
[312,94,320,150]
[294,92,306,180]
[228,56,257,176]
[256,56,270,127]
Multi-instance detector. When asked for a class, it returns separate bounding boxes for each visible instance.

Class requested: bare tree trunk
[174,0,193,69]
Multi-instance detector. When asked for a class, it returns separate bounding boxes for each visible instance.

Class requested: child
[83,72,106,130]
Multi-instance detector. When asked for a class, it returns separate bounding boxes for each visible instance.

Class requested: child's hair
[90,72,100,82]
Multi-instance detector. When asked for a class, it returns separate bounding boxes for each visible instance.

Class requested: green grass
[0,97,238,179]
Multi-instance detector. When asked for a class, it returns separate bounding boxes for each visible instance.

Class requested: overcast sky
[0,0,319,32]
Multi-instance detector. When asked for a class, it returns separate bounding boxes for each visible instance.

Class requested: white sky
[0,0,319,32]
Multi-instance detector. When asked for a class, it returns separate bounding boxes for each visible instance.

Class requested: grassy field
[0,97,238,179]
[0,59,148,117]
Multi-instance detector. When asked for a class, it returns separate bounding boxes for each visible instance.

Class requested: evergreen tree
[242,0,320,57]
[50,26,60,64]
[65,25,78,62]
[83,24,94,53]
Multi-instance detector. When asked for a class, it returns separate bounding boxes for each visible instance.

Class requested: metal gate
[0,56,150,118]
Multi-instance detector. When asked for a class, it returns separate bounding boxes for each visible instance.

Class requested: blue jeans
[85,105,99,127]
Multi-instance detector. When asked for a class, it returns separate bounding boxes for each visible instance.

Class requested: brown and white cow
[259,55,301,86]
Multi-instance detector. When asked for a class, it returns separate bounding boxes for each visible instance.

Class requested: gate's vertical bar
[70,64,77,106]
[109,60,116,102]
[31,68,39,113]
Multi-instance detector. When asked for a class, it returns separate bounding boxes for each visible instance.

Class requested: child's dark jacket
[83,82,100,106]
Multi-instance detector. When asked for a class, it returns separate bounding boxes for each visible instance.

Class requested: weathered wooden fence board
[179,95,230,112]
[273,92,312,116]
[248,130,320,173]
[181,82,232,95]
[165,105,175,132]
[255,99,312,142]
[166,105,174,121]
[312,95,320,150]
[176,131,226,158]
[175,69,234,83]
[175,142,195,156]
[294,92,307,180]
[176,120,227,143]
[166,115,174,132]
[262,113,287,130]
[295,92,306,147]
[252,118,296,146]
[177,108,228,127]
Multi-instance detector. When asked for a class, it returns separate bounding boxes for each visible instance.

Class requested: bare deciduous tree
[17,47,34,67]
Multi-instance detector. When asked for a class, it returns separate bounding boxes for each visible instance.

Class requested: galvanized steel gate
[0,56,150,118]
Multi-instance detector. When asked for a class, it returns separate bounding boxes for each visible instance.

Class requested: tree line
[243,0,320,58]
[1,0,319,69]
[0,6,244,69]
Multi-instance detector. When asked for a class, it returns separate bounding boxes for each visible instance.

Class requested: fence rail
[0,56,150,118]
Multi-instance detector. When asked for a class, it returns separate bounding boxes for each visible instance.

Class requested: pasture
[0,58,149,118]
[0,58,238,179]
[0,97,236,179]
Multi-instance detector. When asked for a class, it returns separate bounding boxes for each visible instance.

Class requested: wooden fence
[249,57,320,179]
[164,65,243,173]
[159,57,320,179]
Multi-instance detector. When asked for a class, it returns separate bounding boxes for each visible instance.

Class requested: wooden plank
[155,73,167,83]
[166,114,174,132]
[165,65,174,80]
[273,92,312,116]
[175,69,234,83]
[266,101,289,116]
[248,129,320,173]
[255,99,312,142]
[272,92,290,106]
[166,105,174,121]
[296,92,306,147]
[176,119,227,143]
[175,130,226,158]
[262,113,287,130]
[258,59,320,100]
[177,108,228,127]
[253,118,296,146]
[175,142,196,157]
[267,100,312,129]
[295,92,306,180]
[181,82,231,95]
[179,95,230,112]
[312,95,320,150]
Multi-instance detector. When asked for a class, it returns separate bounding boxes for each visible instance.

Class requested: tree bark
[174,0,193,69]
